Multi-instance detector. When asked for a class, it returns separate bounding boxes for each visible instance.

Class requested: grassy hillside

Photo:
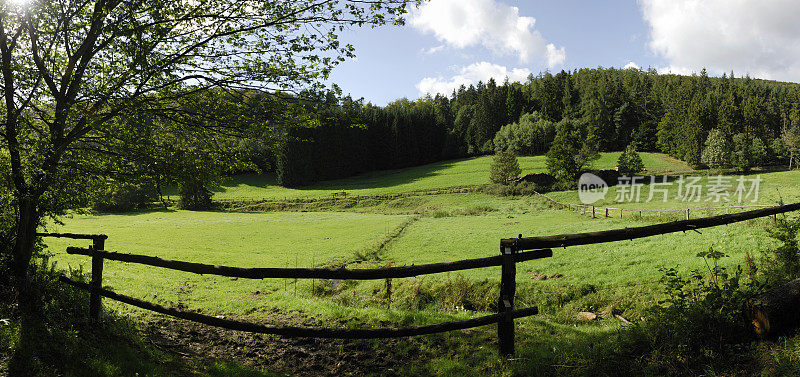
[211,152,693,200]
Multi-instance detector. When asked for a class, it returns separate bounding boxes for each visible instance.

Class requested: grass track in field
[45,211,412,315]
[44,208,778,320]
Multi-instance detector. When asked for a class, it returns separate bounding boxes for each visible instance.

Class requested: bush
[751,136,768,167]
[632,248,753,373]
[91,182,156,212]
[758,215,800,285]
[492,112,556,155]
[4,260,171,376]
[770,137,789,164]
[489,151,521,185]
[480,181,541,197]
[616,144,645,176]
[178,179,214,210]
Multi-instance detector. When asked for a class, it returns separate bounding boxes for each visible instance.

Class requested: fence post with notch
[89,235,107,322]
[498,235,519,356]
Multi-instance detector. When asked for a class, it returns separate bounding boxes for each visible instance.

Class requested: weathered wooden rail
[41,202,800,357]
[43,232,551,356]
[502,202,800,250]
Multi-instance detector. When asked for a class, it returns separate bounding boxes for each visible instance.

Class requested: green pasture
[547,169,800,211]
[38,153,800,376]
[44,206,778,320]
[211,152,693,201]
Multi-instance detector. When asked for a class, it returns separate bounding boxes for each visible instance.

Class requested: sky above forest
[327,0,800,105]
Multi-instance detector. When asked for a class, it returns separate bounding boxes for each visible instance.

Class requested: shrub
[489,151,521,185]
[178,179,214,210]
[758,215,800,285]
[91,182,156,212]
[751,136,768,167]
[480,181,541,197]
[731,133,767,172]
[770,137,789,164]
[633,248,752,373]
[616,144,645,176]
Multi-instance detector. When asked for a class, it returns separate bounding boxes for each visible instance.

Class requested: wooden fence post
[592,206,596,219]
[90,236,106,322]
[498,236,518,356]
[686,209,690,220]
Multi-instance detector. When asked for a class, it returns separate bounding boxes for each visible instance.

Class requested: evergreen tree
[701,128,732,169]
[617,145,645,176]
[731,133,754,172]
[489,151,522,184]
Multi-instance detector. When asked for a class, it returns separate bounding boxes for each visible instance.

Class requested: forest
[271,67,800,186]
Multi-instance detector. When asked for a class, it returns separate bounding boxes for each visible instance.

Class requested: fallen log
[744,278,800,337]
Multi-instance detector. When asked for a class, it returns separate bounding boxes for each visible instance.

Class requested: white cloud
[640,0,800,81]
[415,62,532,96]
[410,0,566,67]
[623,61,640,70]
[421,45,445,55]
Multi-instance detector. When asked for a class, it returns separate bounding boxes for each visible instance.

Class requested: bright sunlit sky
[327,0,800,105]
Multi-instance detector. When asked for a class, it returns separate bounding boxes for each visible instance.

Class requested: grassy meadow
[40,152,800,376]
[209,152,693,201]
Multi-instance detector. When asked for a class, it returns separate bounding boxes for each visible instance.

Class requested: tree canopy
[0,2,414,366]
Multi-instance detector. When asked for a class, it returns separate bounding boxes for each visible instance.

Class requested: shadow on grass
[2,260,284,377]
[213,158,476,195]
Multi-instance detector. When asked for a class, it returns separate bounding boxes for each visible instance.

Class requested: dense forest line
[275,67,800,186]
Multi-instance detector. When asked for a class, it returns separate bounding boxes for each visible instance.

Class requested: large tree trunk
[744,278,800,337]
[11,196,40,286]
[8,196,44,375]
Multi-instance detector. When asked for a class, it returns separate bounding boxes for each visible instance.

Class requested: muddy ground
[142,315,428,376]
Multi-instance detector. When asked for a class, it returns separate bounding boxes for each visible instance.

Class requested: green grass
[45,211,413,315]
[44,206,778,320]
[547,169,800,211]
[35,153,800,376]
[210,152,692,201]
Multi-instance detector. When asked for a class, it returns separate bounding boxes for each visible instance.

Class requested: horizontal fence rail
[55,202,800,356]
[37,232,107,240]
[503,202,800,250]
[65,247,553,280]
[59,276,538,339]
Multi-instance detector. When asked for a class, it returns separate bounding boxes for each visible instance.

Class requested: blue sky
[327,0,800,105]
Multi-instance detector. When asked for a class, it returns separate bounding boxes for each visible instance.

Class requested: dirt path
[143,316,417,376]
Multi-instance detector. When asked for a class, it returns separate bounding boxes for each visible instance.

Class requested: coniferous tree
[617,145,645,176]
[701,128,732,169]
[489,151,522,184]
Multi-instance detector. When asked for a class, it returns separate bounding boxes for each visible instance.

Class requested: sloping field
[211,153,693,200]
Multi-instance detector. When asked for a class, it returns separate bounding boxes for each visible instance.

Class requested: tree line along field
[41,152,800,375]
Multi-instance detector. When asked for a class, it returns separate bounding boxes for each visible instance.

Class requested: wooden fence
[42,202,800,357]
[43,232,551,356]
